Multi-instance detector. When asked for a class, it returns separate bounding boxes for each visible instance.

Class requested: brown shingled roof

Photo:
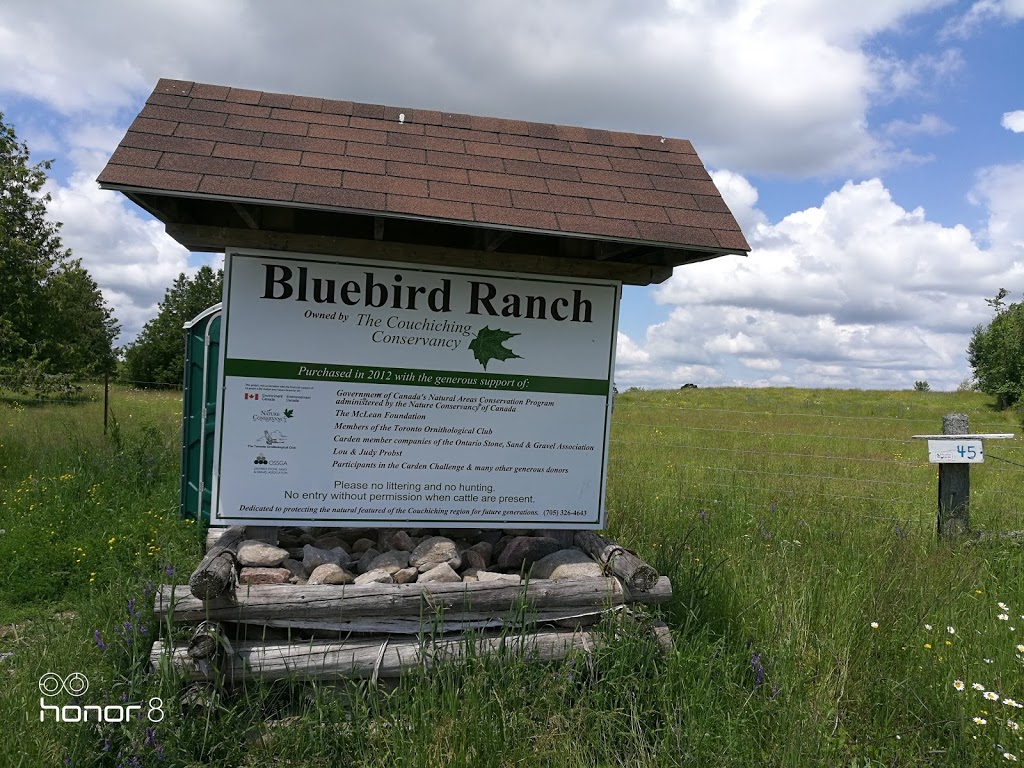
[99,79,749,285]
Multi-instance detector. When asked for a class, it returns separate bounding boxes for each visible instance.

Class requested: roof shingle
[98,79,750,254]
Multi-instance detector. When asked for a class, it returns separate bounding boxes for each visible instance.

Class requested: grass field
[1,385,1023,766]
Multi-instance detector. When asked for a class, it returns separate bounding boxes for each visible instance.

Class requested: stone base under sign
[211,525,608,587]
[153,526,671,681]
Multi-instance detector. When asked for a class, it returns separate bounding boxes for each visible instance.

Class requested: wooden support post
[188,525,245,600]
[103,370,109,435]
[938,413,970,538]
[574,531,659,591]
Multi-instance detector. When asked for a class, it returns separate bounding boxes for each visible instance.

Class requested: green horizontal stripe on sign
[224,358,609,396]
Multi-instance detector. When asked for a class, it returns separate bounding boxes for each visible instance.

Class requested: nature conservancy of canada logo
[252,407,294,423]
[38,672,163,723]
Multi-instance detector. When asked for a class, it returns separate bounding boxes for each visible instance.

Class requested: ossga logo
[39,672,163,723]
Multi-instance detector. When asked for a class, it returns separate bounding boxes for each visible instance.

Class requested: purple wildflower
[698,509,708,522]
[750,652,765,687]
[94,629,106,651]
[128,599,138,619]
[144,728,157,747]
[165,564,175,578]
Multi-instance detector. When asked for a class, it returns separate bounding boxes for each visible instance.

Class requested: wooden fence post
[937,413,970,538]
[103,370,109,435]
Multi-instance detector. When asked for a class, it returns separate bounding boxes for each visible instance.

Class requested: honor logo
[38,673,163,723]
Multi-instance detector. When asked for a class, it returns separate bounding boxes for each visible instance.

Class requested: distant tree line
[0,113,118,396]
[121,266,222,387]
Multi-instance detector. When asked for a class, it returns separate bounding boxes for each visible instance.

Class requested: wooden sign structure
[100,78,749,680]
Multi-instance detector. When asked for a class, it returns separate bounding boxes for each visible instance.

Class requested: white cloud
[942,0,1024,37]
[44,170,193,344]
[0,0,962,177]
[615,174,1024,390]
[1001,110,1024,132]
[883,113,955,137]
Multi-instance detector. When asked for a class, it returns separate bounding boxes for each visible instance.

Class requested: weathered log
[187,621,223,661]
[157,581,671,634]
[574,531,659,591]
[205,527,230,552]
[258,606,608,634]
[151,626,602,681]
[158,577,653,623]
[189,525,245,600]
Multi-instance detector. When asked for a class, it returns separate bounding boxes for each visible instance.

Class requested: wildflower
[1017,645,1024,653]
[974,717,988,725]
[1009,721,1020,731]
[1000,601,1009,610]
[974,683,987,691]
[871,622,879,629]
[925,643,932,649]
[925,624,933,631]
[954,680,966,691]
[93,629,106,651]
[985,658,994,664]
[1004,753,1018,762]
[1005,699,1020,708]
[986,691,1000,701]
[948,626,956,635]
[750,653,765,687]
[999,614,1010,621]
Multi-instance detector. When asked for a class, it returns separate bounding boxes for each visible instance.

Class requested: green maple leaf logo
[468,327,522,370]
[283,409,294,418]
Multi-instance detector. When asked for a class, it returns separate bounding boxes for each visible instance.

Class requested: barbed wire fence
[609,400,1024,534]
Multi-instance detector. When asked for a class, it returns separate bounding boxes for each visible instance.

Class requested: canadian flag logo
[244,393,259,400]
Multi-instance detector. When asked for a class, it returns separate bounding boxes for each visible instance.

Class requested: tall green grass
[1,386,1022,766]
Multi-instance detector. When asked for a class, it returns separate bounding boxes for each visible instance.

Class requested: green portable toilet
[180,303,222,522]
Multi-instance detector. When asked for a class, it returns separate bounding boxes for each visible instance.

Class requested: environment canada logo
[38,672,163,723]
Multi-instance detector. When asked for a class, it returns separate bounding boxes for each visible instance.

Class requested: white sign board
[212,249,619,529]
[927,439,984,463]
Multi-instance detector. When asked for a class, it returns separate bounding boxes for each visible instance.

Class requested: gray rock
[282,558,307,581]
[467,541,493,565]
[417,562,461,583]
[531,548,604,580]
[302,544,349,572]
[496,536,563,572]
[461,568,480,582]
[354,568,394,585]
[492,535,514,562]
[393,567,419,584]
[459,549,488,572]
[239,566,290,585]
[476,530,503,545]
[312,534,350,553]
[236,540,289,567]
[475,571,521,583]
[381,530,416,552]
[351,537,377,554]
[409,536,460,572]
[367,550,410,575]
[356,548,382,574]
[307,563,355,585]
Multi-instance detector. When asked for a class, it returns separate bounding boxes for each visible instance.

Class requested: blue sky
[1,0,1021,390]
